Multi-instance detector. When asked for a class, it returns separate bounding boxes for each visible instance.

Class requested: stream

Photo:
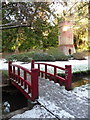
[2,86,28,115]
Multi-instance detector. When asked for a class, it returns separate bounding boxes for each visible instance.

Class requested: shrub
[6,54,17,61]
[47,47,68,61]
[6,52,55,62]
[32,52,55,61]
[6,54,32,62]
[6,48,69,62]
[72,52,86,60]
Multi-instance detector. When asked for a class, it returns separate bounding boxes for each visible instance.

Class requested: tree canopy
[1,1,90,53]
[2,2,58,52]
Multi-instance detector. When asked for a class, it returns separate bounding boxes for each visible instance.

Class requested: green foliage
[32,52,55,61]
[47,47,68,61]
[6,54,32,62]
[6,52,55,62]
[2,28,18,52]
[6,48,69,62]
[73,2,88,51]
[72,52,86,60]
[2,2,58,53]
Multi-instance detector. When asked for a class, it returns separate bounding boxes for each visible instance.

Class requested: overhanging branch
[1,24,31,30]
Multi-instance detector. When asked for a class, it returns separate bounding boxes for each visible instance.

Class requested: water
[72,75,90,88]
[2,88,27,115]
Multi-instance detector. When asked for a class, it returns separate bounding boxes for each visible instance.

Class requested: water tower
[58,21,75,55]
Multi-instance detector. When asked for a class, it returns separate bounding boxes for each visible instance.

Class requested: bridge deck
[38,78,89,118]
[11,78,89,119]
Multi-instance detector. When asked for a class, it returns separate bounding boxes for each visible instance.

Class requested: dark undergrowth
[57,70,90,83]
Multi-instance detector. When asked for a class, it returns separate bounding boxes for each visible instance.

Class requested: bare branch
[0,22,21,27]
[1,24,31,30]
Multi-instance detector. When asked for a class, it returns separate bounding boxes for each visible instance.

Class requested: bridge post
[8,61,12,80]
[45,64,47,79]
[54,67,57,83]
[31,60,35,70]
[31,68,38,101]
[65,65,72,90]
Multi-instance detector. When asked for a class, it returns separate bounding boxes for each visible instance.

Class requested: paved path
[38,78,89,118]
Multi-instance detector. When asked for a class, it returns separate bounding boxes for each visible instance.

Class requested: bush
[47,47,68,61]
[32,52,55,61]
[6,54,32,62]
[72,52,86,60]
[6,48,69,62]
[6,54,17,61]
[6,52,55,62]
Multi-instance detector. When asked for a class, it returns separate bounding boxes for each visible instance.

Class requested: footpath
[11,78,90,119]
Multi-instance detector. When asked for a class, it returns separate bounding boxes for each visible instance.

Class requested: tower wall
[58,21,75,55]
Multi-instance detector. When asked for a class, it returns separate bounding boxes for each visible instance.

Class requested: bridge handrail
[8,61,38,101]
[31,60,72,90]
[10,64,32,75]
[35,62,65,71]
[38,70,65,82]
[10,72,31,86]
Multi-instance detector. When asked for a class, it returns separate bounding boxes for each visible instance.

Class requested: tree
[2,1,89,53]
[2,2,57,52]
[53,1,89,51]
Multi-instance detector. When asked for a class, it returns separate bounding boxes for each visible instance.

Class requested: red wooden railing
[31,60,72,90]
[8,61,38,101]
[8,60,72,101]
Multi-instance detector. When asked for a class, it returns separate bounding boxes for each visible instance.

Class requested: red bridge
[8,60,72,101]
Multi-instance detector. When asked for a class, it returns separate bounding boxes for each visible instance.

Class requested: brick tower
[58,21,75,55]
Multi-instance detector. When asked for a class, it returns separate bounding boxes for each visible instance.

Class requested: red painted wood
[24,71,27,89]
[8,60,72,103]
[12,81,32,100]
[11,64,31,75]
[38,64,40,76]
[35,61,71,90]
[35,63,65,71]
[31,68,38,100]
[31,60,35,70]
[39,70,65,82]
[11,72,31,89]
[45,64,47,79]
[18,68,20,83]
[8,61,38,101]
[65,65,72,90]
[8,61,12,80]
[13,66,15,80]
[54,67,57,83]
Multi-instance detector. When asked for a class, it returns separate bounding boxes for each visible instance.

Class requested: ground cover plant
[5,48,69,62]
[72,52,86,60]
